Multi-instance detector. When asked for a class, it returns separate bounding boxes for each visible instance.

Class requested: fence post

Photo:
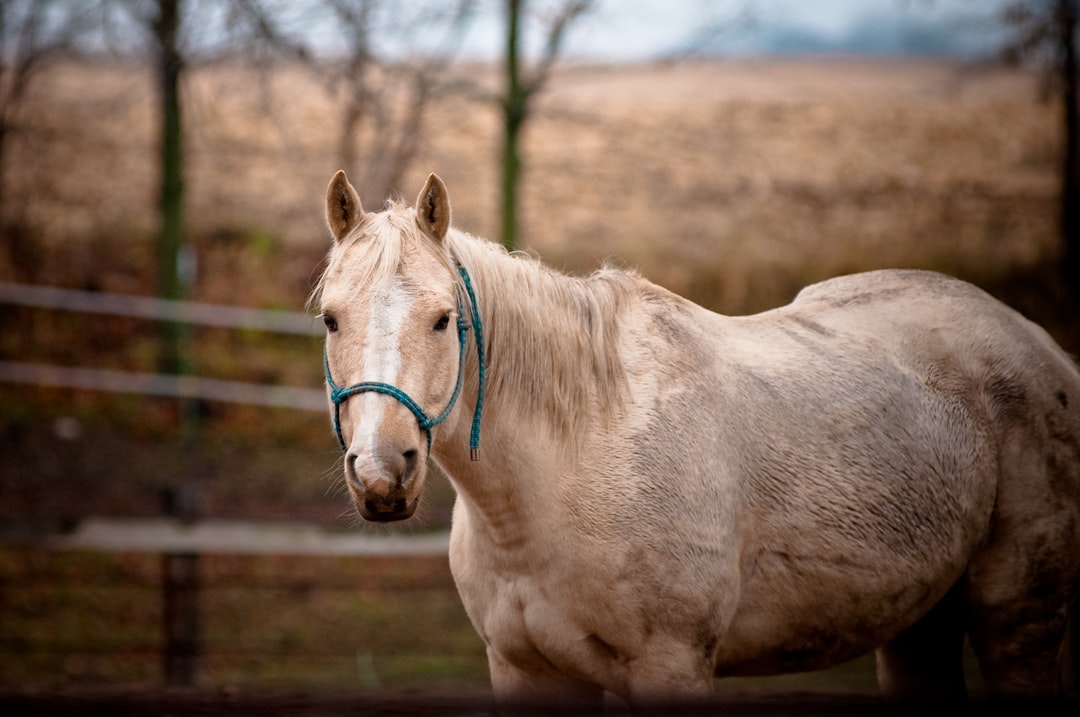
[162,485,200,686]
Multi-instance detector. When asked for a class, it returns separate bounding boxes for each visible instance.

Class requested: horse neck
[434,232,636,520]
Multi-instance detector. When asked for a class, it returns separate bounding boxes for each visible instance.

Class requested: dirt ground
[0,687,1076,716]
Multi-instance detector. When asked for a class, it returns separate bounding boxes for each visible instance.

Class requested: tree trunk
[338,85,363,181]
[0,122,7,223]
[337,44,370,186]
[375,72,430,202]
[500,0,525,253]
[153,0,197,437]
[500,109,524,254]
[1060,0,1080,300]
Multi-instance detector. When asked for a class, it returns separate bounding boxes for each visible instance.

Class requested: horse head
[316,171,469,522]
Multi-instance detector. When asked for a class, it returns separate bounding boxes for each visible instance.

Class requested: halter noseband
[323,264,486,461]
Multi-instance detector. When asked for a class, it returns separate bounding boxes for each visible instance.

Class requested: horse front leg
[621,639,716,708]
[486,648,604,714]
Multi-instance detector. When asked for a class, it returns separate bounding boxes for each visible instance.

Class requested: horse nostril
[402,449,419,476]
[344,453,362,487]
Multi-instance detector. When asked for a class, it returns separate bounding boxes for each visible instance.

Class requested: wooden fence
[0,533,480,693]
[0,282,471,690]
[1,486,458,689]
[0,280,325,410]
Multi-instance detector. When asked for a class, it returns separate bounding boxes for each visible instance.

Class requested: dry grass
[1,547,889,695]
[2,56,1059,317]
[0,548,489,692]
[527,59,1057,312]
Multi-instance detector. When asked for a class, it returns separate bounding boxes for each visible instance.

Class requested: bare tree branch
[0,0,100,220]
[999,1,1080,301]
[522,0,592,95]
[309,0,474,204]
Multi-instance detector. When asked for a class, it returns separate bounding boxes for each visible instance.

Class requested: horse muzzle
[345,447,422,522]
[355,493,418,522]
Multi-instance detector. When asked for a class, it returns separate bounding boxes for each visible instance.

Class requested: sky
[130,0,1020,65]
[453,0,1014,62]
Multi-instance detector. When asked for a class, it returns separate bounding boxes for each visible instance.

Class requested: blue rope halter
[324,264,486,461]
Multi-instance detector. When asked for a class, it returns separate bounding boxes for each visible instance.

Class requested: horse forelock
[310,201,454,311]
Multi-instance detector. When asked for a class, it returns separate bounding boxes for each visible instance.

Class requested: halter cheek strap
[323,264,486,460]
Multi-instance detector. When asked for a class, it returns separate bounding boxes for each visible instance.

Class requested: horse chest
[460,565,623,678]
[450,525,655,683]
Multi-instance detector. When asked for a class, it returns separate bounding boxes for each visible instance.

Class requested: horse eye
[433,313,450,332]
[322,314,338,333]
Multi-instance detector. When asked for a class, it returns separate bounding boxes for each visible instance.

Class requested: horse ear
[416,173,451,242]
[326,170,364,243]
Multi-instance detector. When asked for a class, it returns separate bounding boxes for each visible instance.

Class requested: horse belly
[716,440,992,678]
[715,547,959,676]
[710,345,999,675]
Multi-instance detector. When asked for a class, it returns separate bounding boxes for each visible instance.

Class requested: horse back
[691,269,1080,677]
[791,269,1080,436]
[788,269,1080,517]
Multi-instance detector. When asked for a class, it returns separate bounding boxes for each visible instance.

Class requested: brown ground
[0,687,1076,716]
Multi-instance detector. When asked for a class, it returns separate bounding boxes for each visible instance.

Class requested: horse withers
[313,171,1080,707]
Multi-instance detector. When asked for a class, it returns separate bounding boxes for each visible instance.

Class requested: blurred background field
[1,56,1063,526]
[0,0,1074,704]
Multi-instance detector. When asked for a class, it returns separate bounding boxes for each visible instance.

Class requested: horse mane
[311,199,639,455]
[445,227,638,452]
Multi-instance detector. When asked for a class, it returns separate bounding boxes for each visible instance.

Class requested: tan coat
[316,172,1080,707]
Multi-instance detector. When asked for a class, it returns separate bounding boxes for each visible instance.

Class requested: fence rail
[0,281,326,408]
[5,516,450,557]
[0,281,321,335]
[0,360,326,411]
[0,538,477,694]
[0,492,455,688]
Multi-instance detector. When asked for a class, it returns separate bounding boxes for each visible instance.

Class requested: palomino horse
[314,171,1080,706]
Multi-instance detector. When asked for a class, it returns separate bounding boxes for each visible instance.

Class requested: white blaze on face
[349,276,415,479]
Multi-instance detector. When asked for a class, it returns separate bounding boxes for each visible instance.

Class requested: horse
[313,170,1080,708]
